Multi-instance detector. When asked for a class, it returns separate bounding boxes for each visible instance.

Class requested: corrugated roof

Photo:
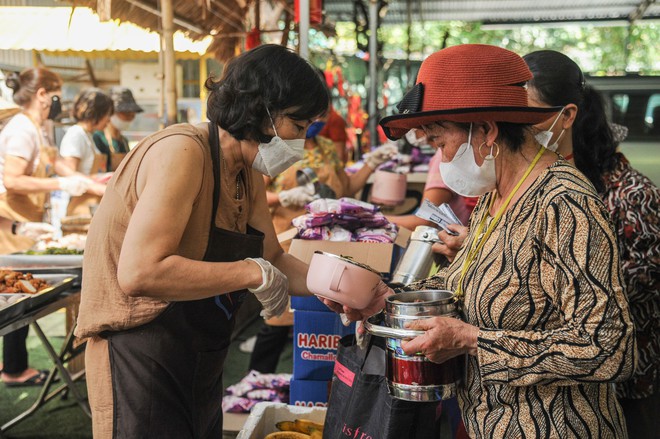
[324,0,660,25]
[0,6,212,59]
[45,0,659,61]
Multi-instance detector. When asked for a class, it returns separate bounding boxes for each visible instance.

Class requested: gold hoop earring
[478,141,499,160]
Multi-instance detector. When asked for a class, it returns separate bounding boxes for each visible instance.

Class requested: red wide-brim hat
[380,44,563,140]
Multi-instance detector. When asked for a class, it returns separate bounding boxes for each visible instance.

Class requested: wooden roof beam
[124,0,206,35]
[629,0,655,23]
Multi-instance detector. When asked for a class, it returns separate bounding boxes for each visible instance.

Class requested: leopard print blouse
[406,161,635,438]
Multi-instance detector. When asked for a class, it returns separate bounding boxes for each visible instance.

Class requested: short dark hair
[72,88,114,124]
[524,50,616,193]
[205,44,329,142]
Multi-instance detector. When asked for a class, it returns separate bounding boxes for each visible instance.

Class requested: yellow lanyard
[455,146,545,298]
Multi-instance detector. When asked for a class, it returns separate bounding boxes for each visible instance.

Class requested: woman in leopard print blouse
[366,45,635,439]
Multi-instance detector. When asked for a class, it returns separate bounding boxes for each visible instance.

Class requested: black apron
[105,123,264,438]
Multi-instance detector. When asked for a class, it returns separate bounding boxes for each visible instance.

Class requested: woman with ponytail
[524,49,660,439]
[0,67,97,387]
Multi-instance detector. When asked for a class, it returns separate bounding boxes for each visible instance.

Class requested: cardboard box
[280,226,411,276]
[289,378,331,407]
[293,310,355,380]
[236,402,326,439]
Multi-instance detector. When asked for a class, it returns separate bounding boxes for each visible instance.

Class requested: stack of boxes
[289,295,355,407]
[280,226,411,407]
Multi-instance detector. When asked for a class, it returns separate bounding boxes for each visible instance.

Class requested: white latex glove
[57,175,92,197]
[246,257,290,320]
[14,222,56,240]
[278,184,315,208]
[363,143,398,170]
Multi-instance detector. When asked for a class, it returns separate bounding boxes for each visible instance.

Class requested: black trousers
[619,386,660,439]
[248,323,291,373]
[2,326,29,374]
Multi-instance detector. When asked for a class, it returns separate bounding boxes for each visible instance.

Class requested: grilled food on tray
[0,270,49,294]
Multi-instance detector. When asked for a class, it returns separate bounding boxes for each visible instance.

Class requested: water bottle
[48,190,70,239]
[390,225,441,286]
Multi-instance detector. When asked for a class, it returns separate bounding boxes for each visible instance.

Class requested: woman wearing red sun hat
[327,44,635,439]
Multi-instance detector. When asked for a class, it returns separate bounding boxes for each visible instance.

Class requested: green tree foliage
[356,21,660,74]
[309,20,658,121]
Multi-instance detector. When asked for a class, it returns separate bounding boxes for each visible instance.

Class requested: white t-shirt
[59,124,102,175]
[0,113,42,195]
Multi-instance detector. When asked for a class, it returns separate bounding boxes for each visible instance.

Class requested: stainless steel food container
[390,226,441,286]
[364,290,463,402]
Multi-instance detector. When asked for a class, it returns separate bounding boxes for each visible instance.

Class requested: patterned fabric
[602,153,660,400]
[269,136,342,193]
[405,161,635,439]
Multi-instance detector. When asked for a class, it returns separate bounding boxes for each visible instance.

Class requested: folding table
[0,291,89,437]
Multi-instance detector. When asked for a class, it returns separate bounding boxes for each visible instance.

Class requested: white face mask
[534,109,565,152]
[405,129,427,147]
[111,115,132,132]
[252,111,305,177]
[438,124,497,197]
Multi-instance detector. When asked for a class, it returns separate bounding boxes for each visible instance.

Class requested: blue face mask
[305,121,326,139]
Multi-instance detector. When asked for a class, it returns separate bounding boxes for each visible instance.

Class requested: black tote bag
[324,334,441,439]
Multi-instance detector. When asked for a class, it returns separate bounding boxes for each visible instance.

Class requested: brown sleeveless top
[76,124,257,338]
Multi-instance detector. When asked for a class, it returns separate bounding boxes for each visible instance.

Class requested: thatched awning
[61,0,251,62]
[0,6,212,59]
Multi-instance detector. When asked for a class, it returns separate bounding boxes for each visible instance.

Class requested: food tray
[0,293,31,328]
[0,274,76,328]
[26,273,77,309]
[237,402,326,439]
[0,254,83,287]
[0,254,83,266]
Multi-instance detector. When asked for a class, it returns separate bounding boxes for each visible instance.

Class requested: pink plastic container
[370,170,407,206]
[306,251,382,309]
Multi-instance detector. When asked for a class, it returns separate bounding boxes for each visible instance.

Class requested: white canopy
[0,6,212,59]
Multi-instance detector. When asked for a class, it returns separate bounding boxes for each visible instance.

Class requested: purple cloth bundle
[299,226,331,240]
[294,197,398,242]
[291,213,333,229]
[222,370,292,413]
[337,197,379,215]
[354,223,398,243]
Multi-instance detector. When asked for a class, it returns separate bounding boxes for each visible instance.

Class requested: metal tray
[0,253,83,267]
[26,273,77,309]
[0,254,83,287]
[0,274,76,328]
[0,293,31,328]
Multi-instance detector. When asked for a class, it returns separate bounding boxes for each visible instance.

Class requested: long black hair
[205,44,329,143]
[523,50,616,193]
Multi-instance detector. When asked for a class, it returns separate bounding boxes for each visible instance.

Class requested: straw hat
[109,86,143,113]
[380,44,562,140]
